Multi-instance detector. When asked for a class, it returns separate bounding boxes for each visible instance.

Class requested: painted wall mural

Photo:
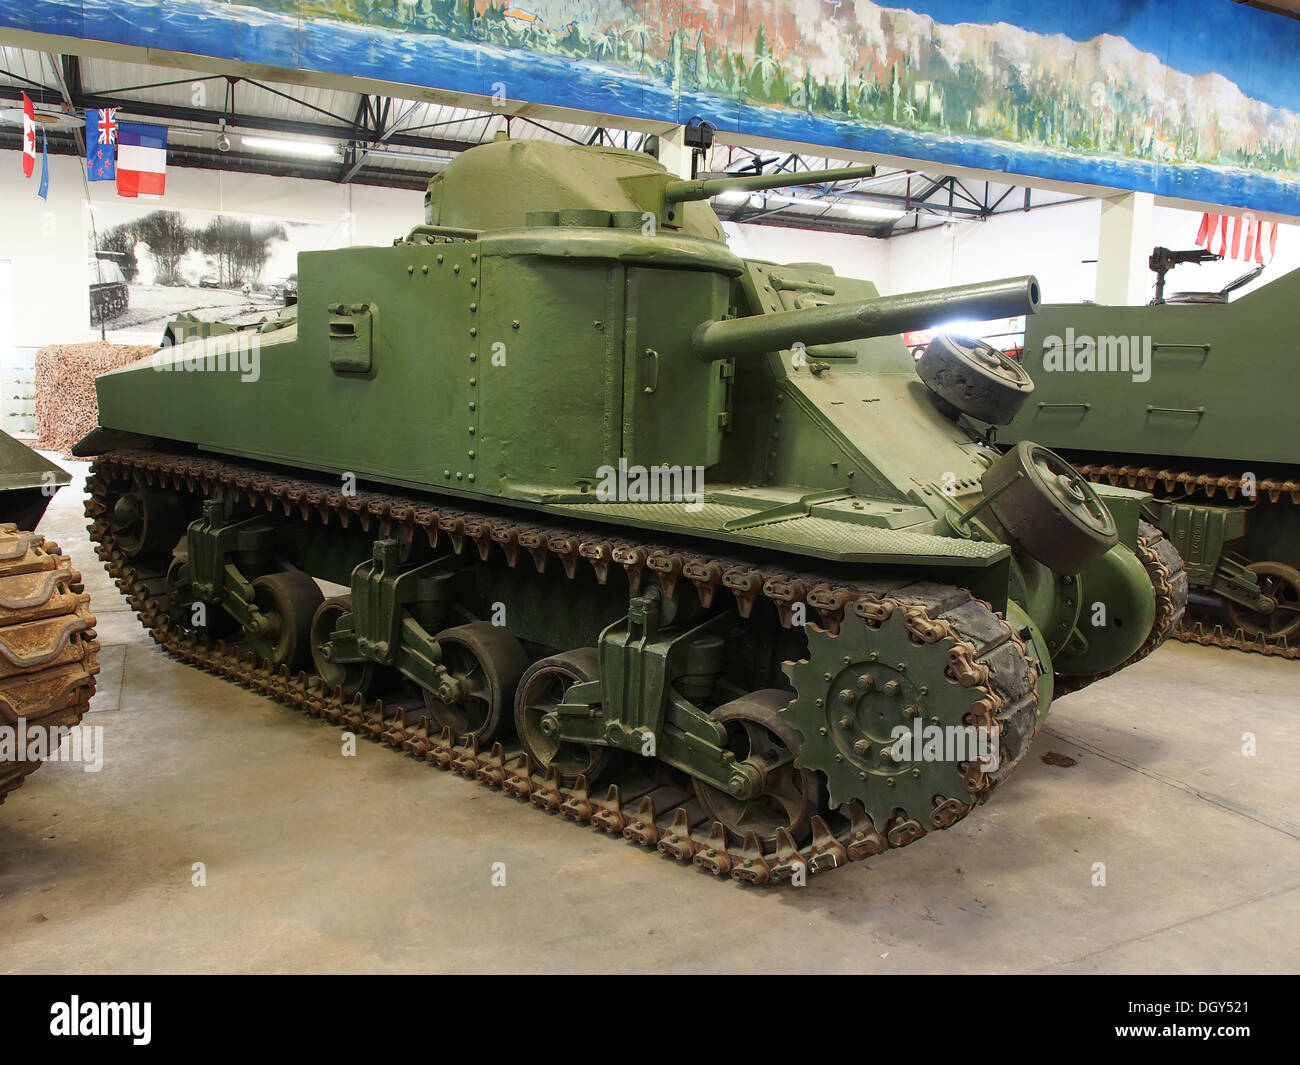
[6,0,1300,216]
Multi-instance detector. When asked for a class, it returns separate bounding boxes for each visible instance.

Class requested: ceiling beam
[0,85,478,156]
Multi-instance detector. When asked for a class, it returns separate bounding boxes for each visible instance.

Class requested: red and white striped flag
[1197,212,1279,265]
[21,93,35,178]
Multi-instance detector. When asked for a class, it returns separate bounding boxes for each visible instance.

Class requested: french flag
[115,121,168,198]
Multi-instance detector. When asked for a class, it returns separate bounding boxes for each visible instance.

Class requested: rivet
[470,252,478,262]
[406,265,414,274]
[467,473,476,483]
[469,353,477,362]
[512,320,520,330]
[469,302,477,312]
[469,327,478,336]
[470,277,478,287]
[468,426,476,435]
[421,265,429,274]
[469,377,477,387]
[456,472,463,480]
[469,401,477,411]
[468,450,476,459]
[453,264,461,274]
[436,254,444,264]
[443,470,451,478]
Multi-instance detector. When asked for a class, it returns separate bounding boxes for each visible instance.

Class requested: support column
[656,125,694,180]
[1095,191,1155,306]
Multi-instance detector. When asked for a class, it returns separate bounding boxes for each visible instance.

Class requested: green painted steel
[996,267,1299,634]
[87,136,1168,683]
[1001,268,1300,467]
[0,430,69,530]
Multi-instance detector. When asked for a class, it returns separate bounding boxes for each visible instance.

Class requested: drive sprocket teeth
[781,598,1034,838]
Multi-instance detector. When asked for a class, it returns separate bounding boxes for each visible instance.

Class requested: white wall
[0,152,424,351]
[723,221,889,281]
[735,196,1300,309]
[3,147,1296,356]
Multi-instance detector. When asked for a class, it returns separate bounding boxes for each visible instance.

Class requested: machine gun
[1148,246,1221,304]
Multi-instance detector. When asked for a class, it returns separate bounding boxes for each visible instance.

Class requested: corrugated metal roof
[0,45,1082,236]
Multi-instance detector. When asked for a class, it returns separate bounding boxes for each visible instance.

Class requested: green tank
[995,260,1298,657]
[0,430,99,804]
[73,137,1181,883]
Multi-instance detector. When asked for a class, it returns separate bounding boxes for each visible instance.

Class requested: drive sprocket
[782,592,1040,841]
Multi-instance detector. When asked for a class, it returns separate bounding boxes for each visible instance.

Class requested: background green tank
[73,137,1181,881]
[995,263,1298,655]
[0,429,69,532]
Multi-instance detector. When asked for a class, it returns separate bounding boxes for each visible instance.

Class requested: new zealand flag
[86,107,118,181]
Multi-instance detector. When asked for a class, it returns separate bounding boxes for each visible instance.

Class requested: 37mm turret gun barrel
[664,164,878,203]
[691,276,1041,361]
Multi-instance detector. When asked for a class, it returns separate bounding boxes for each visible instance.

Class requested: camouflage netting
[34,342,156,455]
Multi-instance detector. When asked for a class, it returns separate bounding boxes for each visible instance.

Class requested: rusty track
[1077,462,1299,662]
[87,449,1044,885]
[0,525,100,803]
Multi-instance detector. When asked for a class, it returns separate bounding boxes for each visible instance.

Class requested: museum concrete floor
[3,456,1297,975]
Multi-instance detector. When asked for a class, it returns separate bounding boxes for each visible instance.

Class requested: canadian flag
[21,93,35,178]
[1196,212,1279,265]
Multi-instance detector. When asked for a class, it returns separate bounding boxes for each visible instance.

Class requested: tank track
[1078,462,1299,661]
[0,525,100,803]
[87,448,1042,885]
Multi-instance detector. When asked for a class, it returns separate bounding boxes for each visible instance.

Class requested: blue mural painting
[3,0,1298,216]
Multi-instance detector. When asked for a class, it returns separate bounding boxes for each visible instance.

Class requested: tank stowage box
[76,137,1183,883]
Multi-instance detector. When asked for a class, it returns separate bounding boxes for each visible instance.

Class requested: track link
[0,525,100,803]
[87,449,1044,885]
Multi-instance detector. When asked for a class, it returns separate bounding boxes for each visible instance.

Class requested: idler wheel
[1224,561,1300,642]
[246,569,323,670]
[108,477,185,558]
[423,622,526,744]
[691,689,822,849]
[980,441,1117,573]
[309,595,374,698]
[916,333,1035,425]
[513,648,621,785]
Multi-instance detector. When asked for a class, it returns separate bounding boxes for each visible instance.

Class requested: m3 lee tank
[74,137,1182,883]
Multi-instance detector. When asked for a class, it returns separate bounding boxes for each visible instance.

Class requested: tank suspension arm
[691,276,1041,362]
[664,164,877,204]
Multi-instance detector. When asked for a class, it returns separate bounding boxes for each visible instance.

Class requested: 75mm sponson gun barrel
[691,276,1041,361]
